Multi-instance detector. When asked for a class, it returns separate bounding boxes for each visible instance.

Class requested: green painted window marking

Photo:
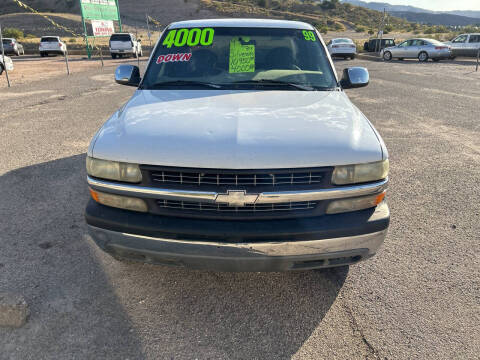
[229,38,255,73]
[200,28,215,46]
[303,30,316,42]
[174,29,188,47]
[162,28,215,48]
[187,28,201,46]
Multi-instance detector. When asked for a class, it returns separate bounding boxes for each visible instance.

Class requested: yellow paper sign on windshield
[229,39,255,73]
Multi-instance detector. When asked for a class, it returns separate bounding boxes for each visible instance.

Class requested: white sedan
[327,38,357,59]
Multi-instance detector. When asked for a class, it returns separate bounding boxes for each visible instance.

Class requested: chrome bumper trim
[87,176,388,204]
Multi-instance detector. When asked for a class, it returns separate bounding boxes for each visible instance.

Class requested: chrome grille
[156,200,318,213]
[149,170,327,187]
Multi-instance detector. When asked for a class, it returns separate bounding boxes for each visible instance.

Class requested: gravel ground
[0,57,479,359]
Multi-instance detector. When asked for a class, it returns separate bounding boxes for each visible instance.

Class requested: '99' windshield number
[162,28,214,48]
[303,30,316,42]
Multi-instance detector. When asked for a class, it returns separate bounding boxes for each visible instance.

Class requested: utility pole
[146,14,152,48]
[375,8,386,55]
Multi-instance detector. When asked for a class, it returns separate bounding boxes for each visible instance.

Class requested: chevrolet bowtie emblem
[215,190,259,207]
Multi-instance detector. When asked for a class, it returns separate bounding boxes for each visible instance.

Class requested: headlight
[86,157,142,183]
[326,191,386,214]
[332,159,389,185]
[90,189,147,212]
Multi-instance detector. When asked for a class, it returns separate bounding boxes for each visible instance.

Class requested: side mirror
[115,65,141,87]
[340,67,369,89]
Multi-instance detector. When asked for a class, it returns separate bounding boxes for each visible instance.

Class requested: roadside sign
[80,0,119,21]
[79,0,122,59]
[92,20,115,37]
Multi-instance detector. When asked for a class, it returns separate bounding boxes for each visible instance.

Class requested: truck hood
[90,90,383,169]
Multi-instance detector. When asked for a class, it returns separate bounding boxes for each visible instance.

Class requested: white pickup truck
[109,33,143,59]
[85,19,390,272]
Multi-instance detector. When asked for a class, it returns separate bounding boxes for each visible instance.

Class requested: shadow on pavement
[0,154,348,359]
[0,154,145,359]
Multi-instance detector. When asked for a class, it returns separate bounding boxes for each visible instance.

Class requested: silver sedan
[382,38,451,62]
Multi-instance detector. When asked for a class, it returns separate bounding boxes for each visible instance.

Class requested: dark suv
[364,38,395,52]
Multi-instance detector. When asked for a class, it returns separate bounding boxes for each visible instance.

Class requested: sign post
[79,0,121,59]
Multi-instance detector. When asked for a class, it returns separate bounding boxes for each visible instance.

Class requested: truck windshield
[142,27,338,90]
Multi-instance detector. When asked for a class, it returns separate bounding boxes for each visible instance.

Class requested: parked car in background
[1,38,25,56]
[85,19,390,272]
[364,38,395,52]
[382,38,451,62]
[39,36,67,57]
[0,54,14,75]
[446,33,480,58]
[327,38,356,59]
[109,33,143,59]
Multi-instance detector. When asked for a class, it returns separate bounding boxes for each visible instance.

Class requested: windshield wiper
[228,79,316,91]
[147,80,223,89]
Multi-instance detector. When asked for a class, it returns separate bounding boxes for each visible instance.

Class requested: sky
[364,1,480,11]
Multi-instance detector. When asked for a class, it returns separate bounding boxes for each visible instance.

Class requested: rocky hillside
[0,0,413,38]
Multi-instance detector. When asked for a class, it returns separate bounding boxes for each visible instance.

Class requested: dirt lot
[0,55,143,87]
[0,54,479,359]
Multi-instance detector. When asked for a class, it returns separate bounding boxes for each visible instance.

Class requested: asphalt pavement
[0,58,479,359]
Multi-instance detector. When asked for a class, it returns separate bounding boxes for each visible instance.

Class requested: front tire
[418,51,429,62]
[383,51,392,61]
[350,54,356,60]
[0,65,4,75]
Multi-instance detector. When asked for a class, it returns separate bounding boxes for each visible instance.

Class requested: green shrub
[2,27,24,39]
[355,26,366,33]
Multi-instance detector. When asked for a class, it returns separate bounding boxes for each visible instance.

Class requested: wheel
[383,51,392,61]
[449,56,456,60]
[40,52,45,57]
[111,54,117,59]
[418,51,429,62]
[350,54,356,60]
[0,65,4,75]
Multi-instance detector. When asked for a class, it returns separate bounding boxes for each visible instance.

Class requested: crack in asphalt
[342,301,382,359]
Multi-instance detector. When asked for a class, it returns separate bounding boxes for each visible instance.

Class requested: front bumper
[85,200,389,272]
[110,49,134,54]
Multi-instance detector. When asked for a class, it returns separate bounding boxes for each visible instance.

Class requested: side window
[453,35,468,43]
[398,41,408,47]
[469,35,480,43]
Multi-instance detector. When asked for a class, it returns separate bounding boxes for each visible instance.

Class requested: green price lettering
[163,28,215,48]
[303,30,316,42]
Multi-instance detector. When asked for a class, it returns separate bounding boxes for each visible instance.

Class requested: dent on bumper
[87,225,388,272]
